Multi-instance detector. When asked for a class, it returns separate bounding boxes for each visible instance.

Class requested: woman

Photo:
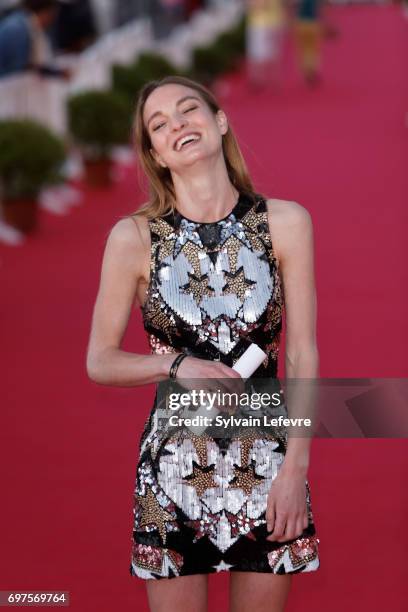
[86,75,320,612]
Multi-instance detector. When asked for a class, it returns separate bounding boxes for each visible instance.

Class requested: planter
[1,197,38,233]
[67,91,131,183]
[0,120,65,232]
[84,158,113,187]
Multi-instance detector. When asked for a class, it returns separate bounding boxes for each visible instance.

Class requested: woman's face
[143,83,228,172]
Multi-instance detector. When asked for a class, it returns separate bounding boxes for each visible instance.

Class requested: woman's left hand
[265,468,309,542]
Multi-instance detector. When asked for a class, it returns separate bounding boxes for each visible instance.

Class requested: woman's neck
[171,159,239,224]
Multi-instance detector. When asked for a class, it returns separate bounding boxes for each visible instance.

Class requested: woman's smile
[173,132,202,152]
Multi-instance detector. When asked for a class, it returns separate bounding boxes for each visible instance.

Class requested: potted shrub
[214,19,246,70]
[0,119,66,233]
[190,20,247,86]
[112,63,148,106]
[137,51,180,80]
[191,44,230,86]
[191,19,245,86]
[67,90,131,187]
[112,51,181,105]
[226,16,247,57]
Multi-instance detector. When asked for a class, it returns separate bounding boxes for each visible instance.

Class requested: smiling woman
[86,75,320,612]
[131,76,256,223]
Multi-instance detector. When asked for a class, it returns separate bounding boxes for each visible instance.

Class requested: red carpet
[1,5,407,611]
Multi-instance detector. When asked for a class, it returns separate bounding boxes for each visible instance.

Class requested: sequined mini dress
[129,192,320,579]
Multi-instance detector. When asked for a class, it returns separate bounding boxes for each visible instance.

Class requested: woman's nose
[170,113,187,131]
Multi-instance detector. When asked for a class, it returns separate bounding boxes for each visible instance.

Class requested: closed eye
[152,106,197,131]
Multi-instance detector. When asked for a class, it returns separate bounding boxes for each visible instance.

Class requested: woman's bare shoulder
[264,198,313,263]
[265,198,312,227]
[101,210,151,284]
[107,208,150,250]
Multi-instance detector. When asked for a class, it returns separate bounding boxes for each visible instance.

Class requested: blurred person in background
[115,0,140,27]
[246,0,287,92]
[293,0,324,86]
[0,0,20,19]
[185,0,203,18]
[150,0,187,38]
[0,0,70,78]
[52,0,97,53]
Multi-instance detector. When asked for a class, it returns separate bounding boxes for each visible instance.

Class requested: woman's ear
[216,110,229,136]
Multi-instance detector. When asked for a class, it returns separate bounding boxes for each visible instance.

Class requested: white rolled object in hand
[181,343,267,435]
[232,343,267,378]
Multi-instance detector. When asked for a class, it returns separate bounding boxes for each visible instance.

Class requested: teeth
[176,134,200,151]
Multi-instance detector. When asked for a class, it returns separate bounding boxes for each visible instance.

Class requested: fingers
[296,516,307,537]
[213,364,244,398]
[176,358,244,398]
[266,511,285,541]
[267,511,309,542]
[217,362,242,378]
[266,502,275,534]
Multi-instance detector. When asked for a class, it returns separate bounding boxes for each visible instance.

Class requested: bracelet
[169,352,188,379]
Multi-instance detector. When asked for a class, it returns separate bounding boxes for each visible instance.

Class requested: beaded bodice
[141,193,284,377]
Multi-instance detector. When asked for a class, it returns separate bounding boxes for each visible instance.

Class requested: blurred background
[1,1,407,611]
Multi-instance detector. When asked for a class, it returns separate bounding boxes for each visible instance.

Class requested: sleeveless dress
[129,192,320,579]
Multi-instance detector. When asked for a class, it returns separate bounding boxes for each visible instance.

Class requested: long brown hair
[131,75,258,219]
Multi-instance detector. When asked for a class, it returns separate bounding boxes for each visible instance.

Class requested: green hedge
[0,119,66,199]
[112,52,183,103]
[189,16,246,84]
[112,17,246,100]
[67,90,131,159]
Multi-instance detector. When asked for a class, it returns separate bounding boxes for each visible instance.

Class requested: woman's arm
[278,200,318,474]
[86,216,176,386]
[265,199,319,541]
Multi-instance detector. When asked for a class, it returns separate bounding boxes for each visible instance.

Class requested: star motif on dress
[220,218,251,250]
[212,560,234,572]
[182,461,218,497]
[157,260,171,274]
[159,238,176,260]
[222,235,242,274]
[228,460,265,496]
[267,547,287,571]
[150,218,176,240]
[180,273,215,305]
[181,241,203,277]
[148,310,172,336]
[185,512,218,542]
[223,266,256,301]
[241,206,264,234]
[233,431,262,466]
[138,489,175,544]
[264,302,282,333]
[173,220,202,257]
[224,510,261,537]
[191,435,213,467]
[246,232,267,255]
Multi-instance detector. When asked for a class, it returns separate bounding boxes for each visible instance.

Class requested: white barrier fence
[0,16,153,134]
[0,3,243,135]
[155,1,243,69]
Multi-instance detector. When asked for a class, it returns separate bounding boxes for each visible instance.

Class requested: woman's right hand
[174,355,245,408]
